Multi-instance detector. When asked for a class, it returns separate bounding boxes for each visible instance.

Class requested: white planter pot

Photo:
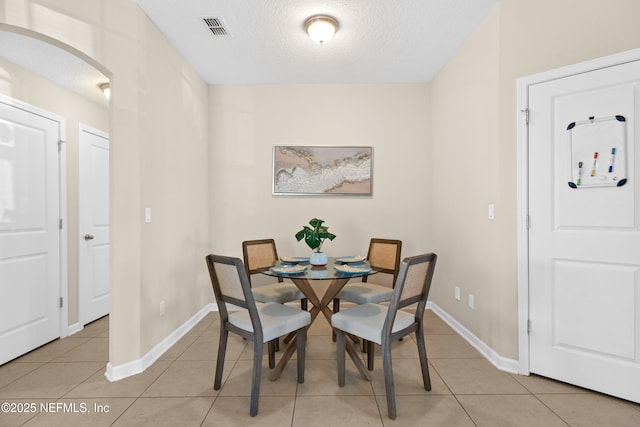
[310,252,328,266]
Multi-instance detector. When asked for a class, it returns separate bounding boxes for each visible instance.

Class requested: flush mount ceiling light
[99,82,110,100]
[305,15,338,45]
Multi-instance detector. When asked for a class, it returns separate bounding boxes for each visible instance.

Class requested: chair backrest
[206,254,262,337]
[242,239,283,283]
[383,253,437,334]
[365,238,402,284]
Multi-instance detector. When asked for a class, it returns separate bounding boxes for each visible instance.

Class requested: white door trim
[0,94,68,339]
[516,48,640,375]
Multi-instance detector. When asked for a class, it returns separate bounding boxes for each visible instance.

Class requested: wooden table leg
[269,335,298,381]
[321,279,371,381]
[282,278,321,344]
[345,339,372,381]
[269,276,372,382]
[270,278,319,381]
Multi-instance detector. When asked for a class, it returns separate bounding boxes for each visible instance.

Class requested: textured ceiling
[0,0,497,104]
[133,0,498,84]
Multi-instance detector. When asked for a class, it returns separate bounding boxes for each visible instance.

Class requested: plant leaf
[306,235,321,249]
[309,218,324,229]
[295,217,335,251]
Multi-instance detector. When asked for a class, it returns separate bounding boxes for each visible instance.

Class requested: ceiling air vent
[203,17,230,37]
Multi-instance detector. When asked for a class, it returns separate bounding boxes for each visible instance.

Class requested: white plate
[280,257,310,264]
[270,265,307,274]
[334,265,372,274]
[335,255,366,263]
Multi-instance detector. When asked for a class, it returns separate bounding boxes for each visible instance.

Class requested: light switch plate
[145,208,151,224]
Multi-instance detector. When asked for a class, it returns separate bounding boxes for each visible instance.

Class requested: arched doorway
[0,27,111,363]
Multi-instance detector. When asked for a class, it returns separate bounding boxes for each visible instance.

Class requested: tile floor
[1,310,639,426]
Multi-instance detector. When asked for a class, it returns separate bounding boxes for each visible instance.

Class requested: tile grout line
[427,358,479,426]
[529,392,573,427]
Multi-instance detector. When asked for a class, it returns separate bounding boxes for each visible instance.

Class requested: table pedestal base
[268,277,371,382]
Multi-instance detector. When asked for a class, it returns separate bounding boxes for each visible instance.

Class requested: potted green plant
[295,217,336,266]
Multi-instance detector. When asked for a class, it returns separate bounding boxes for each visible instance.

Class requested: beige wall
[208,84,433,263]
[0,0,211,366]
[4,0,640,373]
[430,4,504,353]
[0,57,109,327]
[430,0,640,359]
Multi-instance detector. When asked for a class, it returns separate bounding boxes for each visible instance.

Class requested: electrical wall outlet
[468,294,474,309]
[159,300,165,316]
[455,286,461,301]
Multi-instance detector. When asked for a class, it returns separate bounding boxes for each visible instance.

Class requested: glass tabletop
[262,257,377,280]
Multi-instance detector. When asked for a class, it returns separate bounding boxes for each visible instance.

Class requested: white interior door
[0,98,63,364]
[78,124,109,325]
[528,58,640,403]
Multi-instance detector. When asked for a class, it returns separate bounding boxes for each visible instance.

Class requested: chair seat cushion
[336,283,394,304]
[331,303,414,345]
[252,282,306,303]
[229,302,311,343]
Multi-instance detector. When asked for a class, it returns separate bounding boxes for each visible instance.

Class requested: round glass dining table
[262,257,377,381]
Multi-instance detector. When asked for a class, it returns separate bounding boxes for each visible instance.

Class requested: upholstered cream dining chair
[242,238,308,363]
[206,254,310,417]
[333,238,402,369]
[242,239,308,311]
[332,253,437,419]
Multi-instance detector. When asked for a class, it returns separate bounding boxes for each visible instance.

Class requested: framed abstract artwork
[272,146,373,196]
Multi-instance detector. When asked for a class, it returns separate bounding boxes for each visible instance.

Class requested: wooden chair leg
[332,299,340,342]
[268,340,276,369]
[367,341,375,371]
[382,340,397,419]
[274,338,279,352]
[336,330,346,387]
[415,331,431,390]
[297,328,307,383]
[214,330,228,390]
[250,338,264,417]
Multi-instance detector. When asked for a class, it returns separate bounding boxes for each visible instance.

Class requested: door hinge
[59,218,63,230]
[58,140,66,152]
[527,319,531,334]
[59,297,64,308]
[525,215,530,229]
[521,108,529,125]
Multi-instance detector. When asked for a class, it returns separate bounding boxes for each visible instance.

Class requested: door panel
[0,100,61,364]
[529,59,640,403]
[553,260,636,359]
[78,125,109,324]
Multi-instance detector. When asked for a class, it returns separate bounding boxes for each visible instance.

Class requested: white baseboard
[66,322,83,337]
[105,301,519,382]
[427,301,520,374]
[105,303,216,382]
